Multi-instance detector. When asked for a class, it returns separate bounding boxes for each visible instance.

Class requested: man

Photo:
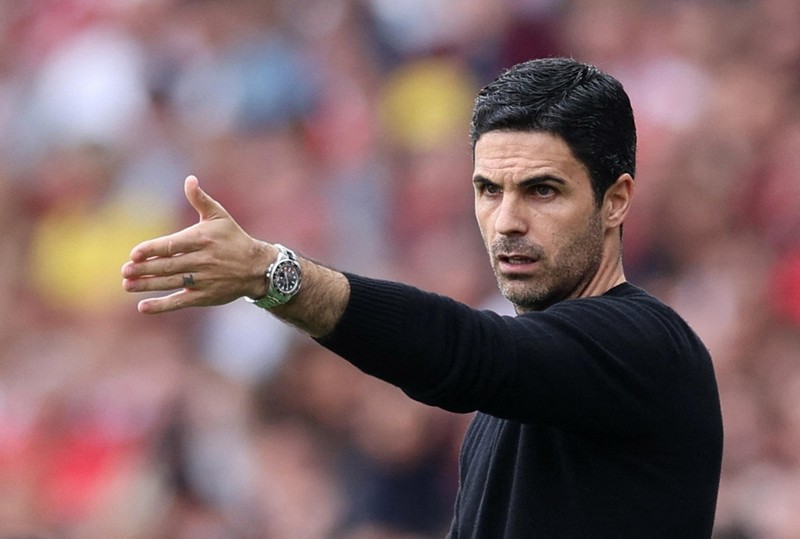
[122,58,723,537]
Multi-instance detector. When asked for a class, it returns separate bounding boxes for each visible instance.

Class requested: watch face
[273,260,301,294]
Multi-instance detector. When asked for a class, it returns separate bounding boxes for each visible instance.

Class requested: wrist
[247,243,303,309]
[248,241,275,300]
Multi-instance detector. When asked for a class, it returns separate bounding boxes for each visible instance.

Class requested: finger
[123,273,195,293]
[129,230,203,263]
[123,251,197,279]
[185,175,230,222]
[138,289,196,314]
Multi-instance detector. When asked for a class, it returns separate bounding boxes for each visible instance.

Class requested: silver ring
[183,274,196,287]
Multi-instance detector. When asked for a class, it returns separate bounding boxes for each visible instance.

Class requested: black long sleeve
[317,273,723,538]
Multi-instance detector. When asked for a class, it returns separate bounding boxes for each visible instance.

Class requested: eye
[532,184,556,197]
[484,183,501,195]
[475,181,501,197]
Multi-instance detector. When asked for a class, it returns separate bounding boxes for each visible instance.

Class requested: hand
[121,175,272,314]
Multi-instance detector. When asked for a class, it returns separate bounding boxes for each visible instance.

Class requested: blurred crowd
[0,0,797,537]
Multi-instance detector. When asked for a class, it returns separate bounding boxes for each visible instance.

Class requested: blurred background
[0,0,798,537]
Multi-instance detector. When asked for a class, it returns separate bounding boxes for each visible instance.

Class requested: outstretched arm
[121,175,349,338]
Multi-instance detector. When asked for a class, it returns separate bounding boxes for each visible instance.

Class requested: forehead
[473,131,590,186]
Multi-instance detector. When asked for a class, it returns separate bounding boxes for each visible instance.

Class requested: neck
[575,232,627,299]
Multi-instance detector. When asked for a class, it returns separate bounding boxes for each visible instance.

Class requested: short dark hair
[470,57,636,205]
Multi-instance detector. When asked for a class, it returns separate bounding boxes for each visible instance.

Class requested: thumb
[184,175,229,221]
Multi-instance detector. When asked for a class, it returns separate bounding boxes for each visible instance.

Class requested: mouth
[497,253,540,275]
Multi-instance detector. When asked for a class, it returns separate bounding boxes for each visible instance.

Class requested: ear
[602,173,634,230]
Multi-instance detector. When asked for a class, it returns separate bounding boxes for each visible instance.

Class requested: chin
[500,283,553,313]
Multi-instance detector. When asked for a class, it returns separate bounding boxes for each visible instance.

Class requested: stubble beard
[492,211,605,313]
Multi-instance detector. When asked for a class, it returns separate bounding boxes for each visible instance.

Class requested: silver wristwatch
[247,244,302,309]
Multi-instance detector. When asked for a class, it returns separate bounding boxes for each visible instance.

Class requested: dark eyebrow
[472,174,567,188]
[472,175,495,186]
[519,174,567,189]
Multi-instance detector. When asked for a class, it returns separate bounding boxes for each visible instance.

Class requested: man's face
[473,131,605,312]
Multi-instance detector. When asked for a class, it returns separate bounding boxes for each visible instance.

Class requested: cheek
[563,211,605,256]
[474,207,492,239]
[477,224,493,251]
[543,210,597,255]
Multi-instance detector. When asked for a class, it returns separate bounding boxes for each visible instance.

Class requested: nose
[494,196,528,237]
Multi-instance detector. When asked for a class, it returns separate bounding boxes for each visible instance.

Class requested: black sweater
[318,274,723,538]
